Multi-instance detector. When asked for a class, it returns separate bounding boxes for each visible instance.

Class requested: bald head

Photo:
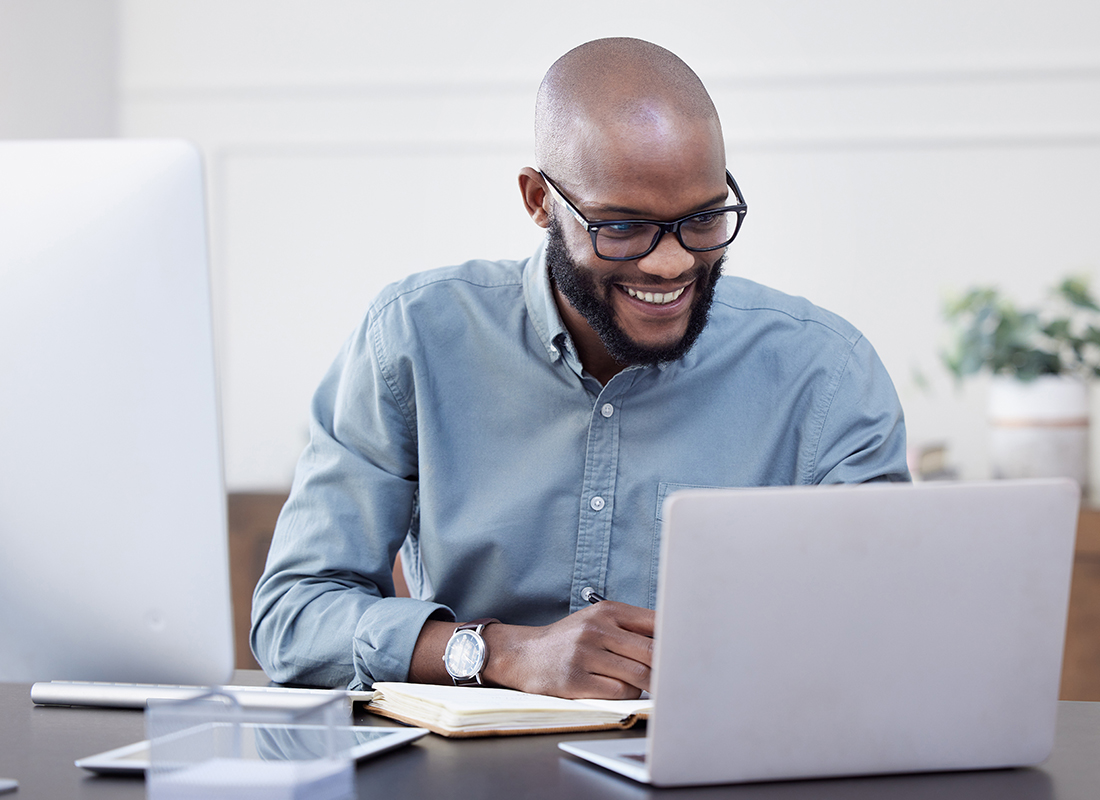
[534,38,722,184]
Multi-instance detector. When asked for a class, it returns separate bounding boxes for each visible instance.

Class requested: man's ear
[518,167,551,229]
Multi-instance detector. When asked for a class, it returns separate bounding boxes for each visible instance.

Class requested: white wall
[114,1,1100,491]
[0,0,118,138]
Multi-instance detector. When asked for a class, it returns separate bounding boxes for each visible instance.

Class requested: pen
[581,586,606,604]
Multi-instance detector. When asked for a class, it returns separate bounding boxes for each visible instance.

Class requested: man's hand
[410,602,654,700]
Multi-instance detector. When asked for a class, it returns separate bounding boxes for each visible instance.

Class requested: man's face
[534,107,731,372]
[546,214,724,367]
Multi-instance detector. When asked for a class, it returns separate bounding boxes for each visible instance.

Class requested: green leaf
[1044,319,1071,340]
[1059,276,1100,311]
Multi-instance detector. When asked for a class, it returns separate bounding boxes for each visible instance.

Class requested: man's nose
[636,231,696,280]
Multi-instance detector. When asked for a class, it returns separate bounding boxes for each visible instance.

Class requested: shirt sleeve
[811,334,911,485]
[249,314,453,690]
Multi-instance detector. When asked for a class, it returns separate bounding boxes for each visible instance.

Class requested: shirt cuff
[350,597,455,688]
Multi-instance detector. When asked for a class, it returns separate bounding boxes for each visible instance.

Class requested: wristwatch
[442,618,499,686]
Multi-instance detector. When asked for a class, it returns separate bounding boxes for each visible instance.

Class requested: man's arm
[250,325,452,690]
[250,298,655,697]
[813,334,910,484]
[409,602,655,699]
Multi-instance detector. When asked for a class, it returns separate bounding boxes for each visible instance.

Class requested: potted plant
[941,276,1100,490]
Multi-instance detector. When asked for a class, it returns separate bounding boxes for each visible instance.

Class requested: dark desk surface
[3,672,1100,799]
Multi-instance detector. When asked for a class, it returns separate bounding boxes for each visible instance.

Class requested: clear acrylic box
[145,690,354,800]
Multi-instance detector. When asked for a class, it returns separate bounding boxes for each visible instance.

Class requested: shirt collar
[523,239,572,364]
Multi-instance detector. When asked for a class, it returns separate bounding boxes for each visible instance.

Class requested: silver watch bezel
[443,626,488,682]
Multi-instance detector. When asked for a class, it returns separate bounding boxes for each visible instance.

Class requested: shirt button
[600,403,614,418]
[590,496,606,511]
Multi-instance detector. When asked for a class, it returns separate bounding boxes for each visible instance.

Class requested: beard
[545,215,724,368]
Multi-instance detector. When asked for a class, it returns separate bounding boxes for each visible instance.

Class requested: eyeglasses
[540,170,748,261]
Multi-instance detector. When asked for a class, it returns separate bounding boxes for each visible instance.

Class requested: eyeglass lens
[595,210,737,259]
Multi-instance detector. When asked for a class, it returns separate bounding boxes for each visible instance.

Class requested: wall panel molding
[123,63,1100,156]
[122,60,1100,99]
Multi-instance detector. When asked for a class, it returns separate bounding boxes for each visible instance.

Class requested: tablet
[76,724,428,775]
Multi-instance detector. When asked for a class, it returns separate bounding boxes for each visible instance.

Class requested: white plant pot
[988,375,1088,490]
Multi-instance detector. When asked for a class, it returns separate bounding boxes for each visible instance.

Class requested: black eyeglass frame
[539,169,748,261]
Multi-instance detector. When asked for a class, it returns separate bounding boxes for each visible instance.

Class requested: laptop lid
[0,139,234,685]
[564,479,1078,786]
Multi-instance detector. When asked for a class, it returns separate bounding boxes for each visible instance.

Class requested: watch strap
[456,617,499,634]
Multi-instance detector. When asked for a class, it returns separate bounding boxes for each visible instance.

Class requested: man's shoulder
[363,257,529,326]
[711,275,862,345]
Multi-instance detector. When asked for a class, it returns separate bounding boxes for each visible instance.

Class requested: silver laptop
[0,139,234,685]
[560,479,1079,786]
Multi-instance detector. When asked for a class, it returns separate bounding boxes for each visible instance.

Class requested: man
[251,38,909,699]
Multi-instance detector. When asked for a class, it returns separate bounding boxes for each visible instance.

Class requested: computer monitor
[0,139,235,684]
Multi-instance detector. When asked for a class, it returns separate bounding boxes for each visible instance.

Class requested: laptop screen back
[647,480,1078,786]
[0,139,234,684]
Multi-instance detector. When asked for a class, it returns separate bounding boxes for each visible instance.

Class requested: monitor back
[0,139,234,684]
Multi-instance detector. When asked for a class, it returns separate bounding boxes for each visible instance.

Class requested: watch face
[444,629,486,679]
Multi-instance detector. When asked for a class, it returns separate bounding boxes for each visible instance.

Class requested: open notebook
[366,682,650,737]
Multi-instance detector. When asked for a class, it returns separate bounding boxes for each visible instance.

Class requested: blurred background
[3,0,1099,494]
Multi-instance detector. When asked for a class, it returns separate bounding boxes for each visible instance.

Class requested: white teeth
[627,287,685,305]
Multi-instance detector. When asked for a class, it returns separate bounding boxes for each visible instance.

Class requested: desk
[3,675,1100,799]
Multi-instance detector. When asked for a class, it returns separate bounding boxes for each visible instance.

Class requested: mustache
[600,262,715,289]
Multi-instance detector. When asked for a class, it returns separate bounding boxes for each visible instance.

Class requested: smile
[625,286,686,306]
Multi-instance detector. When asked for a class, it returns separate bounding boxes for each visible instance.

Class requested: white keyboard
[30,680,375,710]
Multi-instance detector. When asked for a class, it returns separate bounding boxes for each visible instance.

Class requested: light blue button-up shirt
[251,242,909,689]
